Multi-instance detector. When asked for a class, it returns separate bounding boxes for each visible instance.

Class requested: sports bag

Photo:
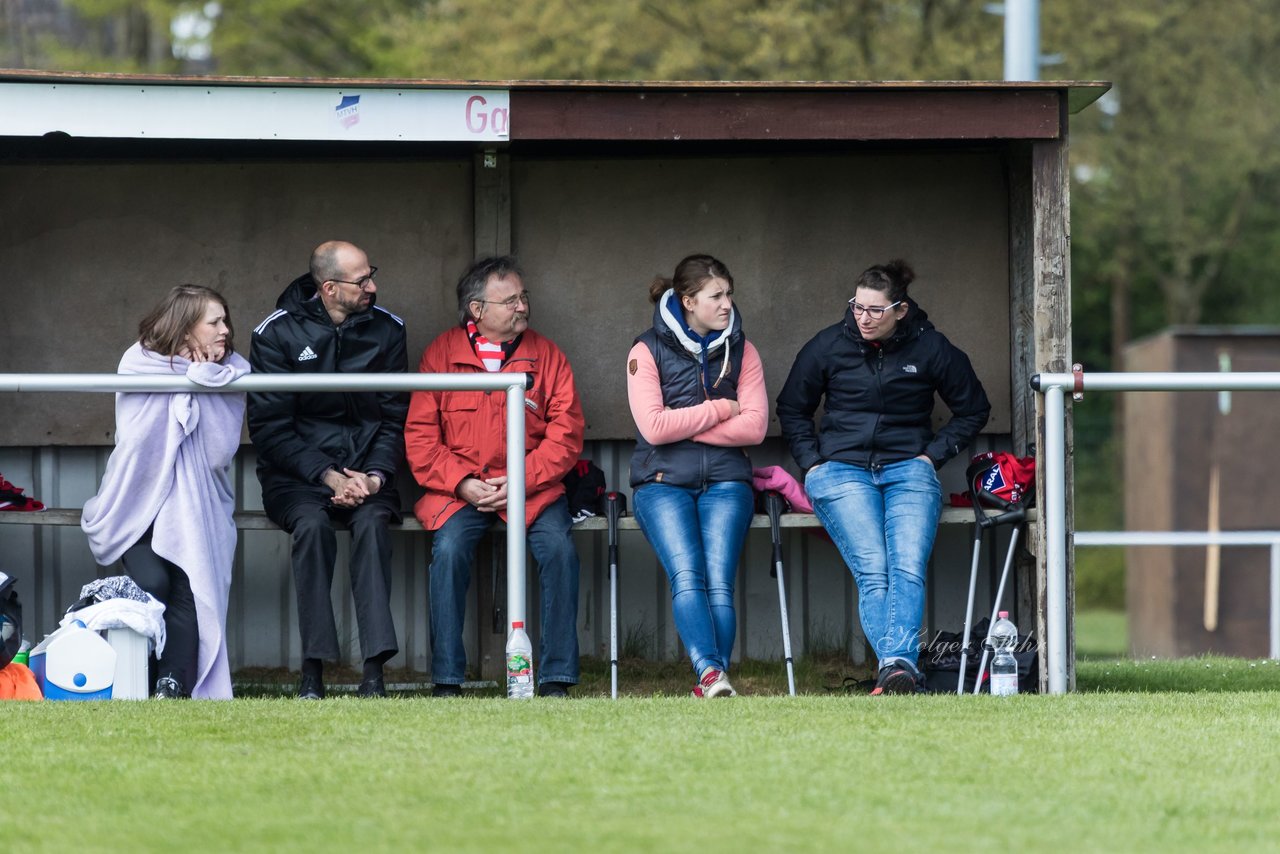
[951,451,1036,508]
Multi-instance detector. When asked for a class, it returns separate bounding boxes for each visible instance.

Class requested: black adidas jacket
[777,300,990,472]
[247,273,409,498]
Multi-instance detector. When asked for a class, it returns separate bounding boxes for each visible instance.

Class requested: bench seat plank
[0,505,1029,530]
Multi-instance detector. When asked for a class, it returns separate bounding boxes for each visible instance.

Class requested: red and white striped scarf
[466,320,506,372]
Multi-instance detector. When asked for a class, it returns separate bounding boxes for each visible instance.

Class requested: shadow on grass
[233,654,878,699]
[232,617,1280,697]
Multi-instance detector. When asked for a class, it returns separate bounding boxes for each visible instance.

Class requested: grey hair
[456,255,525,325]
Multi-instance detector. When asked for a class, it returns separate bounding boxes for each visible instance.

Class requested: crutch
[604,491,626,700]
[971,521,1023,694]
[764,491,797,696]
[956,462,1028,695]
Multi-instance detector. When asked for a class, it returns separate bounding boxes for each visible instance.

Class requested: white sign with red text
[0,83,510,142]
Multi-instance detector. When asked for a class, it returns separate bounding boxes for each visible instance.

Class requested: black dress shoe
[358,675,387,698]
[431,683,462,698]
[537,681,571,698]
[154,676,185,699]
[297,673,325,700]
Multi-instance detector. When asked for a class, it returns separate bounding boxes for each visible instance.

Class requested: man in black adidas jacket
[248,240,408,700]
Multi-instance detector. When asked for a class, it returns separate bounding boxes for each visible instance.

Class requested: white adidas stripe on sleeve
[253,309,288,335]
[374,306,405,326]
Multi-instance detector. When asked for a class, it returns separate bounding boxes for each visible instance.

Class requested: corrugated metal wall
[0,436,1015,676]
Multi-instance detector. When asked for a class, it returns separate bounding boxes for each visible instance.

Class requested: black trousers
[121,532,198,693]
[266,488,400,663]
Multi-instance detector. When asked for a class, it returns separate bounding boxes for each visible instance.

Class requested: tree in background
[197,0,418,77]
[1053,0,1280,373]
[2,1,1004,80]
[366,1,999,82]
[1,0,178,71]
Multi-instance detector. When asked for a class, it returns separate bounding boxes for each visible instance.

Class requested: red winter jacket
[405,326,585,530]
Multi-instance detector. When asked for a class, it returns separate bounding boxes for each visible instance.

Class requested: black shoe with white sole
[154,676,185,699]
[297,673,325,700]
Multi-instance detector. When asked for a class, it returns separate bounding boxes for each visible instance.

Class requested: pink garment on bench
[751,466,813,513]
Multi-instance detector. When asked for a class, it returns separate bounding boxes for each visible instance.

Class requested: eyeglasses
[329,266,378,290]
[479,291,531,310]
[849,299,902,319]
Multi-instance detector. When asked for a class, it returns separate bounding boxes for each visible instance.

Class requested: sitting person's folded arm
[627,342,731,445]
[692,341,768,447]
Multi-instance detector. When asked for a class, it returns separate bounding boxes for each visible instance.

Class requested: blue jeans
[633,481,753,676]
[428,497,580,686]
[805,459,941,667]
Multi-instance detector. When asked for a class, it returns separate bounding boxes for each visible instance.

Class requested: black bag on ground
[921,617,1039,694]
[0,571,21,668]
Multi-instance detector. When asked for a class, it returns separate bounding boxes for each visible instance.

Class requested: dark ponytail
[855,259,914,303]
[648,276,673,304]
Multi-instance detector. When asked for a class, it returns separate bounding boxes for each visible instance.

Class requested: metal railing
[1033,370,1280,694]
[1075,531,1280,659]
[0,371,535,632]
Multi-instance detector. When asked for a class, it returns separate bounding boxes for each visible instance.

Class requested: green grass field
[1075,608,1128,659]
[7,611,1279,852]
[5,687,1280,852]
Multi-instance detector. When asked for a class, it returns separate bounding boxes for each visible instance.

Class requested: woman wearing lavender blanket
[82,285,249,699]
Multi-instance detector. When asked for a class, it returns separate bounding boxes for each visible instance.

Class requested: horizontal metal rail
[0,372,532,393]
[1033,372,1280,393]
[1076,531,1280,659]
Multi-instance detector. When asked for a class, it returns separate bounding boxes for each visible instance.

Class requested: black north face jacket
[247,273,409,501]
[776,300,990,472]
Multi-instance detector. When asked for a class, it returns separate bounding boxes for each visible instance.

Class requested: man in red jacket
[406,256,585,697]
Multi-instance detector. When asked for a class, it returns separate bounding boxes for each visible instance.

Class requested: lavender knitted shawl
[82,342,249,699]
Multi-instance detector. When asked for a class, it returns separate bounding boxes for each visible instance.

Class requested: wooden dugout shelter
[0,71,1107,689]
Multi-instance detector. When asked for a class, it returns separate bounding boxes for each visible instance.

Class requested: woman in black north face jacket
[777,259,990,695]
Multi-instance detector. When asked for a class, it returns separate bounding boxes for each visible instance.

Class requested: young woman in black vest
[626,255,768,697]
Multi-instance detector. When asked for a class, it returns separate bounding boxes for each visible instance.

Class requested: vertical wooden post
[1008,143,1040,670]
[474,149,511,258]
[1029,95,1076,691]
[1009,91,1077,692]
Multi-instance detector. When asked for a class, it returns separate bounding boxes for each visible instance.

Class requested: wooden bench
[0,505,1000,531]
[3,502,1035,695]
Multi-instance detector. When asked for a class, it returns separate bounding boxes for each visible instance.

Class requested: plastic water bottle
[13,638,30,667]
[506,621,534,700]
[989,611,1019,696]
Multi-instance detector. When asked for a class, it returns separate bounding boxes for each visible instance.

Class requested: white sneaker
[696,668,737,698]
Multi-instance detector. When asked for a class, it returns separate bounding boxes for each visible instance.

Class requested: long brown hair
[137,284,235,359]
